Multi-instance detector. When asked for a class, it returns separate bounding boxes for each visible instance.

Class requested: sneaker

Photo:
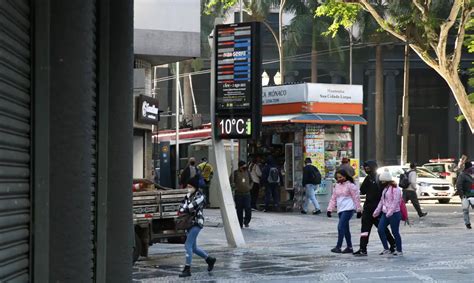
[244,223,249,228]
[312,210,322,215]
[301,210,307,214]
[419,212,428,218]
[379,250,391,255]
[393,251,403,256]
[353,250,367,256]
[263,209,268,212]
[389,246,396,253]
[331,247,342,253]
[341,247,353,254]
[466,224,472,229]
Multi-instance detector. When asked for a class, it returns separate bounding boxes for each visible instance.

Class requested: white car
[377,166,455,204]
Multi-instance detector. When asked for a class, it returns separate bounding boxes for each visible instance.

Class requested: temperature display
[216,117,252,138]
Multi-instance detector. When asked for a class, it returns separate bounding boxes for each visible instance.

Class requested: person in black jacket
[301,158,322,215]
[353,160,396,256]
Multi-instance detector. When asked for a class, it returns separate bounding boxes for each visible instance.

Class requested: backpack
[267,167,280,184]
[398,171,411,189]
[312,167,322,185]
[196,168,206,188]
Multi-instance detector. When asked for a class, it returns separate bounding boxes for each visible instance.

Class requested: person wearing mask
[261,156,283,212]
[403,163,428,217]
[338,157,355,178]
[301,158,322,215]
[249,156,263,210]
[353,161,396,256]
[456,161,474,229]
[178,175,216,277]
[180,157,198,189]
[327,169,362,254]
[230,161,253,228]
[197,157,214,207]
[373,169,403,256]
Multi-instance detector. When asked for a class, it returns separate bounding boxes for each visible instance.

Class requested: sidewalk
[134,202,474,282]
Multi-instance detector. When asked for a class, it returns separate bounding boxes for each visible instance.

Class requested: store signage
[214,22,261,139]
[262,84,306,105]
[307,83,363,104]
[137,95,159,124]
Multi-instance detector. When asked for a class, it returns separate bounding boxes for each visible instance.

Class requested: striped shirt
[179,190,205,228]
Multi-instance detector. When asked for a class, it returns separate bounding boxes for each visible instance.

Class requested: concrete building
[132,0,200,181]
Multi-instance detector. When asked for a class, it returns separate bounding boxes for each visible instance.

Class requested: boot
[179,265,191,277]
[206,256,216,272]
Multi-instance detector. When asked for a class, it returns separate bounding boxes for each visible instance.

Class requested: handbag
[175,213,194,230]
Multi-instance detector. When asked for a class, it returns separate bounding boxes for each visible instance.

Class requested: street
[133,200,474,282]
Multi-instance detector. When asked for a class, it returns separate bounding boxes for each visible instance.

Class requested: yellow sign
[350,159,359,178]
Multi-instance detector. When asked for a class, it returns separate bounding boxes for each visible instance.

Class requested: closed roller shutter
[0,0,31,282]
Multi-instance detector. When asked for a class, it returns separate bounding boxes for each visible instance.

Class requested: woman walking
[327,169,362,253]
[373,169,403,256]
[178,175,216,277]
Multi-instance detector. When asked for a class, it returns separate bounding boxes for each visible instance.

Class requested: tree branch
[452,6,474,68]
[438,0,462,63]
[358,0,407,42]
[412,0,439,54]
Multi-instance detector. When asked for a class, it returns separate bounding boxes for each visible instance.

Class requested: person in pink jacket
[327,169,362,254]
[373,169,403,256]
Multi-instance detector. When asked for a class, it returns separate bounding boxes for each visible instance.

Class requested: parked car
[423,158,457,186]
[377,166,455,204]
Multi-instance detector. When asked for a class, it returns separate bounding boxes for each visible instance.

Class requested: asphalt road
[133,200,474,282]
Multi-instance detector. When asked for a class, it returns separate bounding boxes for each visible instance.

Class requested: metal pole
[189,74,198,114]
[175,61,180,189]
[349,28,353,85]
[401,42,410,165]
[239,0,243,23]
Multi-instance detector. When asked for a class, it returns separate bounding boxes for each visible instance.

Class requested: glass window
[424,164,445,173]
[416,168,438,178]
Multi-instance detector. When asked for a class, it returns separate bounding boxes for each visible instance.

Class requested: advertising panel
[136,95,159,125]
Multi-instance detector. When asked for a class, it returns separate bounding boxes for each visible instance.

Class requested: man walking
[338,157,355,178]
[403,163,428,218]
[249,156,262,210]
[230,161,252,228]
[197,157,214,207]
[301,158,322,215]
[261,156,283,212]
[180,157,198,189]
[353,160,396,256]
[456,161,474,229]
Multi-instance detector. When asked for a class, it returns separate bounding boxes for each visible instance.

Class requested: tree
[317,0,474,133]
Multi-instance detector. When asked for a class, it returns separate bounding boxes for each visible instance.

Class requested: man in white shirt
[249,156,262,210]
[403,163,428,217]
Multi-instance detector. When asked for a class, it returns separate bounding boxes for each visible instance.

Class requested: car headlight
[418,182,428,187]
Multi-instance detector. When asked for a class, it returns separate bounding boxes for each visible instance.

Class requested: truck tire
[438,199,450,204]
[133,232,141,263]
[168,236,187,244]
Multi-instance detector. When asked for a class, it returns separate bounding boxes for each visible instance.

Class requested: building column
[365,70,376,160]
[384,70,400,164]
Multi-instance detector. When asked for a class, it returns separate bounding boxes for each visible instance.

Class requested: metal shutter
[90,1,98,280]
[0,0,31,282]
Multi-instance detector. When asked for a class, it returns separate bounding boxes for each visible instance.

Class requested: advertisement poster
[304,125,325,177]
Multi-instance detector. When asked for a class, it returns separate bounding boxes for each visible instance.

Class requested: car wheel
[438,199,450,204]
[133,232,141,263]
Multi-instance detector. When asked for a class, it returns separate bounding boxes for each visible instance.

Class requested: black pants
[235,194,251,227]
[250,182,260,209]
[202,181,210,207]
[403,190,423,216]
[359,211,396,252]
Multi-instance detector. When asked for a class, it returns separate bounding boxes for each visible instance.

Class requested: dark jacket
[456,170,474,198]
[231,169,252,195]
[360,161,383,213]
[303,164,321,186]
[180,165,197,188]
[261,158,283,187]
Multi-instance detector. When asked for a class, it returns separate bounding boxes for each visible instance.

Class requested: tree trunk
[442,71,474,133]
[182,60,193,120]
[311,20,318,83]
[375,44,385,164]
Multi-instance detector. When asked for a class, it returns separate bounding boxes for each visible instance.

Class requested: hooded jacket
[360,160,384,213]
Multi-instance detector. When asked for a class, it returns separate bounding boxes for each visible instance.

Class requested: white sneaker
[379,250,390,255]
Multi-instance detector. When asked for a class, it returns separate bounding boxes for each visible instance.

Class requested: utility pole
[175,61,180,189]
[400,42,410,165]
[278,0,286,84]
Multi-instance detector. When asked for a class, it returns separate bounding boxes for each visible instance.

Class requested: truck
[133,179,187,263]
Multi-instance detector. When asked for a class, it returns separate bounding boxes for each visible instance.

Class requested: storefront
[249,83,366,205]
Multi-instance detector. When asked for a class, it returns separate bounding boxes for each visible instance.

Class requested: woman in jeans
[373,169,403,256]
[327,169,362,254]
[178,175,216,277]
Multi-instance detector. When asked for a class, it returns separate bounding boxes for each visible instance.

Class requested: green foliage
[315,0,360,37]
[205,0,238,15]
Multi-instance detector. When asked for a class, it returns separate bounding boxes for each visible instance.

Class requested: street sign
[214,22,261,139]
[136,95,159,124]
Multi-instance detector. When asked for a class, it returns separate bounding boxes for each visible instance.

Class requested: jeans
[403,190,423,216]
[359,210,396,252]
[336,210,354,249]
[184,226,208,265]
[378,212,402,252]
[462,197,474,225]
[235,193,252,227]
[250,182,261,209]
[303,184,320,212]
[264,184,280,210]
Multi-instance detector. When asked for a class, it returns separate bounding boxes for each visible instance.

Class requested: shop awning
[263,114,367,125]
